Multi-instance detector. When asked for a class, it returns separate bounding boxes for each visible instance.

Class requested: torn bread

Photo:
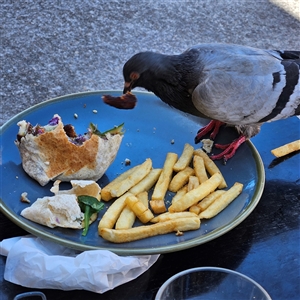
[21,180,102,229]
[50,179,101,200]
[15,114,123,186]
[21,194,84,229]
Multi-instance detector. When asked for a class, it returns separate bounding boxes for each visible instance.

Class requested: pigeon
[122,43,300,162]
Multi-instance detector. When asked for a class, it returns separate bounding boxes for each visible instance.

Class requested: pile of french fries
[98,143,243,243]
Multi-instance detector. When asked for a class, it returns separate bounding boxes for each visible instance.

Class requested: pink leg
[195,120,225,143]
[210,120,223,139]
[210,135,246,163]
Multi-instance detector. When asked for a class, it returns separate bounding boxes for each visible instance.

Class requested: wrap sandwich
[15,114,124,186]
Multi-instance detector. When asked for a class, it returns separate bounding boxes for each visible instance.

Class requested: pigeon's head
[122,50,202,117]
[122,52,156,94]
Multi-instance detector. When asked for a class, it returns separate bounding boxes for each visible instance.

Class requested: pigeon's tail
[280,51,300,116]
[276,50,300,60]
[273,49,300,118]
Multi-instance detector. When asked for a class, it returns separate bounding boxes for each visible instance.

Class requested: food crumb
[20,192,30,203]
[170,139,175,144]
[201,139,214,153]
[74,113,78,119]
[83,104,87,108]
[93,110,98,114]
[124,158,131,166]
[176,230,184,236]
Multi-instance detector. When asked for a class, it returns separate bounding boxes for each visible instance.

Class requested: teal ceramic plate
[0,91,265,255]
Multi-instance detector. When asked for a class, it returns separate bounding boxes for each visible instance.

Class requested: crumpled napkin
[0,235,159,293]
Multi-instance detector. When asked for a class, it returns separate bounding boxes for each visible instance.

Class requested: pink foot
[194,120,225,143]
[210,135,246,163]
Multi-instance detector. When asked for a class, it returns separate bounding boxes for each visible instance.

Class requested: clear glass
[13,292,47,300]
[155,267,272,300]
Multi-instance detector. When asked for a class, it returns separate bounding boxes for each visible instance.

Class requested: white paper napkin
[0,235,159,293]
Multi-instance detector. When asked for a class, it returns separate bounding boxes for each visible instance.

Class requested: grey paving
[1,0,299,125]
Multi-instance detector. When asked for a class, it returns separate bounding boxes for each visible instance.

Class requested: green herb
[78,195,104,236]
[89,122,124,137]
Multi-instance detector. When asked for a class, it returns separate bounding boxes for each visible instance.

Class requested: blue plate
[0,91,265,255]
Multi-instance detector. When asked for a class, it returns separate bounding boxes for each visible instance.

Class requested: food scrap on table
[271,140,300,158]
[201,138,214,153]
[20,192,31,203]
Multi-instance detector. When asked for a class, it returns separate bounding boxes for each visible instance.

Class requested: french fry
[136,191,149,208]
[189,206,201,215]
[129,168,162,195]
[168,172,223,212]
[151,211,198,223]
[171,185,188,204]
[271,140,300,157]
[115,191,150,230]
[115,171,158,229]
[99,217,200,243]
[173,143,194,172]
[189,205,201,215]
[115,205,136,230]
[150,199,167,214]
[169,167,195,192]
[139,209,155,223]
[197,190,226,212]
[188,176,200,191]
[188,190,225,214]
[194,149,227,188]
[110,158,152,198]
[152,152,178,200]
[193,155,208,183]
[101,165,140,201]
[99,143,245,243]
[199,182,243,219]
[125,195,154,223]
[98,192,133,230]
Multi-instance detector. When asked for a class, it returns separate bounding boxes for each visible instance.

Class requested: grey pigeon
[122,43,300,162]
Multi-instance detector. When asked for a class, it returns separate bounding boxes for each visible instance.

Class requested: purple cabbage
[36,128,44,135]
[48,116,60,126]
[72,134,88,145]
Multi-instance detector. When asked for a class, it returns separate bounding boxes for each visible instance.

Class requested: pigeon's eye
[130,72,140,80]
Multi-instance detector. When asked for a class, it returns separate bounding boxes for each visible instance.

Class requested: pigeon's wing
[191,44,300,126]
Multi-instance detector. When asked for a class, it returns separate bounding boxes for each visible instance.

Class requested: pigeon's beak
[123,81,132,94]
